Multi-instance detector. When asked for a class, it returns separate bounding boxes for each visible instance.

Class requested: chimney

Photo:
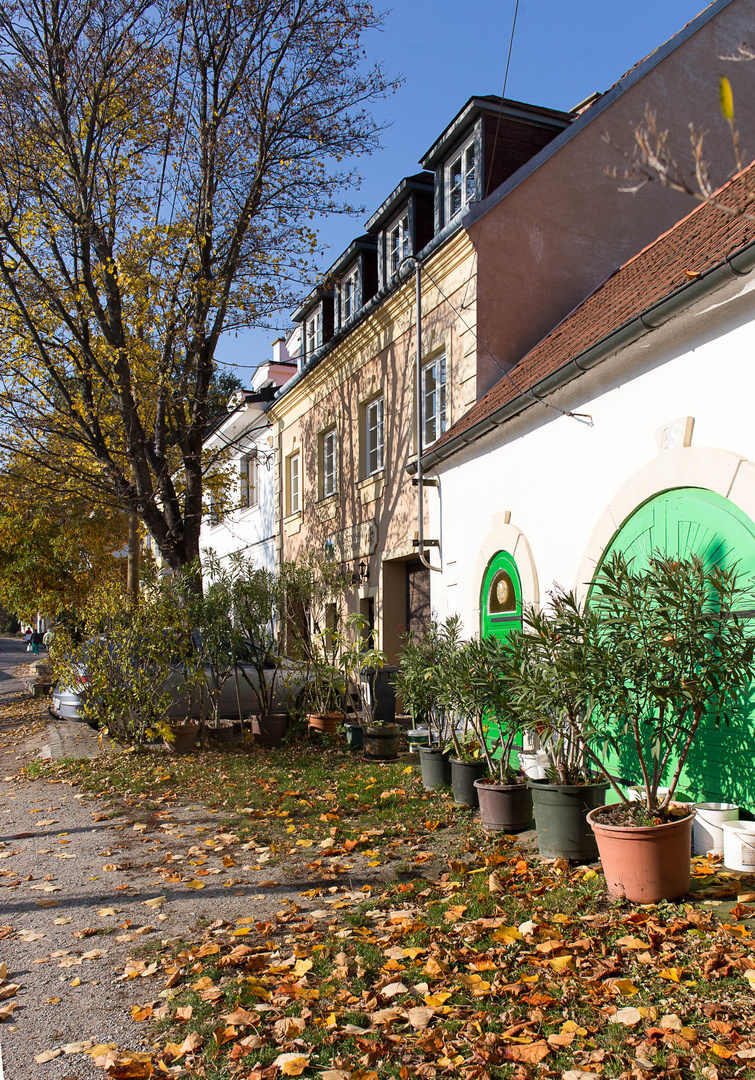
[272,337,289,365]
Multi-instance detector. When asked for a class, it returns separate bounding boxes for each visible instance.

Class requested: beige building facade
[270,228,478,662]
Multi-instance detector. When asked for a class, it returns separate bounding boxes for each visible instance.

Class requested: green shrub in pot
[440,634,515,807]
[504,589,610,859]
[507,552,755,892]
[589,551,755,815]
[393,616,462,745]
[505,587,605,787]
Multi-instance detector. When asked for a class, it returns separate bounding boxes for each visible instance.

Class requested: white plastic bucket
[518,750,550,780]
[407,728,430,753]
[693,802,739,856]
[722,819,755,872]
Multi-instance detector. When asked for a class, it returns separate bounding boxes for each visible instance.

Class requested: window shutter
[239,458,249,507]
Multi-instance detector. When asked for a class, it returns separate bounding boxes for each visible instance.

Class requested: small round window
[488,570,516,614]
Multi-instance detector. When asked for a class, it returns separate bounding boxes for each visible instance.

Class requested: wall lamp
[352,560,370,586]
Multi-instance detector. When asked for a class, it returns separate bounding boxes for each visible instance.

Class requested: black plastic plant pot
[418,745,451,790]
[474,778,533,833]
[344,723,363,751]
[450,758,487,807]
[527,779,608,861]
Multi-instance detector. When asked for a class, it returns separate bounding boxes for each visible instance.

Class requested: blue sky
[217,0,715,376]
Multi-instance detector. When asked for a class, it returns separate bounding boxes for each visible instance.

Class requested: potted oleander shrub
[505,589,609,861]
[230,558,292,746]
[442,634,512,808]
[303,627,347,734]
[584,552,755,901]
[394,617,462,789]
[341,614,397,759]
[184,556,242,742]
[467,636,533,832]
[277,554,352,737]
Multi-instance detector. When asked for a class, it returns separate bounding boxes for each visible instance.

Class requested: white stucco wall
[430,272,755,634]
[199,423,278,574]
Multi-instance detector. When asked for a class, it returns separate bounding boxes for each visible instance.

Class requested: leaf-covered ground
[11,729,755,1080]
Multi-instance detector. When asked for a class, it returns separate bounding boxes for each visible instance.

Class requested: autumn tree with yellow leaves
[0,0,395,576]
[0,451,129,619]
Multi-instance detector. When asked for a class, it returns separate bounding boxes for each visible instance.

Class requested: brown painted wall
[474,0,755,396]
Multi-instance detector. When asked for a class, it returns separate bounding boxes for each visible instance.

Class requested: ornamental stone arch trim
[575,446,755,601]
[470,512,540,627]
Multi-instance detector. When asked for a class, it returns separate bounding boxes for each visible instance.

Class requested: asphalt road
[0,637,31,712]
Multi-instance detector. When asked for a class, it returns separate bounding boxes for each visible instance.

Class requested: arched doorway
[594,487,755,805]
[480,550,523,643]
[480,552,523,751]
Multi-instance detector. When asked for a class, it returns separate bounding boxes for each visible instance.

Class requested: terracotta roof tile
[433,165,755,454]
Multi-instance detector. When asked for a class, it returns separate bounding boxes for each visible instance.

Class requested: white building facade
[199,345,295,573]
[421,170,755,806]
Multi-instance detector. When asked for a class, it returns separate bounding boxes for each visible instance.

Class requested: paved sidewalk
[40,718,121,761]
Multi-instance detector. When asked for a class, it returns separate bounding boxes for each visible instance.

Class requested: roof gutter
[270,217,466,409]
[411,235,755,474]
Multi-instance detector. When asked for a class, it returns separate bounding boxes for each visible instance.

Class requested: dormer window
[305,308,322,358]
[388,213,410,276]
[341,268,359,322]
[447,136,476,220]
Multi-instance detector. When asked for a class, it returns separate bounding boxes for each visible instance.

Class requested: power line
[407,256,593,427]
[460,0,521,315]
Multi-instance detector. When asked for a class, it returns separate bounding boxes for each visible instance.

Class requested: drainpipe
[276,423,284,573]
[413,259,441,573]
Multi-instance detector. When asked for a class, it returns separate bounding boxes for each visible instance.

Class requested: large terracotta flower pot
[474,778,532,833]
[528,779,608,861]
[587,805,695,903]
[163,722,200,754]
[307,712,343,735]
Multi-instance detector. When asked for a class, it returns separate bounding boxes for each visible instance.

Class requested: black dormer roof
[291,285,334,324]
[419,95,573,170]
[325,234,377,279]
[365,172,434,233]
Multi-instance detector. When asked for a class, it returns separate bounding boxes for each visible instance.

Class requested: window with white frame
[388,213,410,276]
[208,494,221,527]
[319,427,337,499]
[341,269,359,322]
[421,353,447,447]
[239,454,258,510]
[286,450,301,516]
[446,136,477,220]
[305,308,322,358]
[364,395,384,477]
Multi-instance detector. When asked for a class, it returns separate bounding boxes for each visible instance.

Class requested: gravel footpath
[0,637,405,1080]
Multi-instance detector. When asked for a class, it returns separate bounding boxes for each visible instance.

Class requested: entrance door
[594,487,755,805]
[480,551,523,643]
[480,551,523,751]
[405,561,431,637]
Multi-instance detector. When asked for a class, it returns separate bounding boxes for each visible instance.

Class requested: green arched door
[594,487,755,805]
[480,552,523,753]
[480,550,523,643]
